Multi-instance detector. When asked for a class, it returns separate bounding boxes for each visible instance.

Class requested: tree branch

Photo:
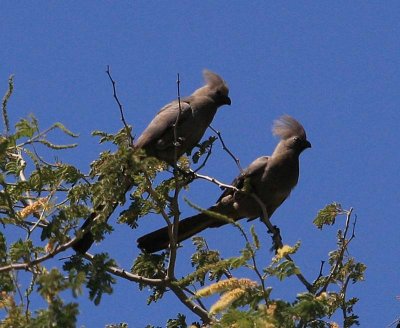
[209,125,242,172]
[194,172,239,191]
[83,253,165,286]
[106,65,134,146]
[318,208,355,295]
[167,73,183,279]
[168,282,211,324]
[250,192,313,292]
[0,237,80,273]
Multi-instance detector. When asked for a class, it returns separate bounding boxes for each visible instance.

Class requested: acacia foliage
[0,77,365,327]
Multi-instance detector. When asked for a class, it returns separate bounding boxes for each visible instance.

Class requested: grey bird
[72,70,231,254]
[135,69,231,164]
[137,115,311,253]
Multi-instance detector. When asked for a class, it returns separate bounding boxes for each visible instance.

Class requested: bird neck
[271,142,300,159]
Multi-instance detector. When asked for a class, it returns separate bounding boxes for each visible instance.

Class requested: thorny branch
[106,65,134,146]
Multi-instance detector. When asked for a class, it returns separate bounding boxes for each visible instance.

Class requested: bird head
[192,69,231,106]
[272,115,311,155]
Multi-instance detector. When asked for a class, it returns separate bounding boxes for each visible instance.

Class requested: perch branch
[209,125,242,172]
[106,65,133,146]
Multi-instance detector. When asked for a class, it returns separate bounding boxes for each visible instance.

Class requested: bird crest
[203,69,229,91]
[272,115,307,140]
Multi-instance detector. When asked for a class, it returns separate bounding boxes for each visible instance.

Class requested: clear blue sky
[2,2,399,327]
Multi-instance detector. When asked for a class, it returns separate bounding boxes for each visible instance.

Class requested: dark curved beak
[304,140,312,149]
[224,95,231,105]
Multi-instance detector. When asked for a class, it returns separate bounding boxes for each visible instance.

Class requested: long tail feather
[137,213,217,253]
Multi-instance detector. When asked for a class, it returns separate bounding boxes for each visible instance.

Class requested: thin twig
[167,73,183,279]
[340,275,352,322]
[173,73,182,166]
[193,142,213,173]
[182,286,208,311]
[317,261,325,280]
[232,221,269,304]
[10,270,24,306]
[209,125,242,172]
[250,192,313,291]
[168,282,211,324]
[194,172,239,191]
[83,253,164,286]
[15,125,70,149]
[106,65,134,146]
[0,236,82,273]
[83,253,211,323]
[318,208,355,295]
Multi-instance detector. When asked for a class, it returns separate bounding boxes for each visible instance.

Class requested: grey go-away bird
[137,115,311,253]
[72,70,231,254]
[135,69,231,164]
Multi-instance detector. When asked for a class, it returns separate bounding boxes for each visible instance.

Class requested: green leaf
[2,75,14,134]
[166,313,187,328]
[9,239,42,262]
[85,253,116,305]
[250,225,260,250]
[52,122,79,138]
[313,203,343,229]
[14,117,37,139]
[37,138,78,150]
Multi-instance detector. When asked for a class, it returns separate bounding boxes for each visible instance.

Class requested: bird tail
[137,211,225,253]
[72,212,96,254]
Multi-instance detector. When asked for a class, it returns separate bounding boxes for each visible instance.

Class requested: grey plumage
[73,70,230,254]
[135,70,231,164]
[137,115,311,253]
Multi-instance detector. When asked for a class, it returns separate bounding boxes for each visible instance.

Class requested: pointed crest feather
[272,115,306,140]
[203,69,227,88]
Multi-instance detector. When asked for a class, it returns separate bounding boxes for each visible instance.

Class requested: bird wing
[217,156,269,201]
[135,99,192,149]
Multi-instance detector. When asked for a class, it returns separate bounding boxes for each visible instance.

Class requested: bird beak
[224,96,232,105]
[305,140,312,149]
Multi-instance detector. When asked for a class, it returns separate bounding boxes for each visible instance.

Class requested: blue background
[1,2,399,327]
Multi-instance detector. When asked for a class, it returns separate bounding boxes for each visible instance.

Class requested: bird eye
[293,136,300,142]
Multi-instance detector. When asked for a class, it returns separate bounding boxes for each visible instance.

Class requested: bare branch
[194,172,239,191]
[209,125,242,172]
[173,73,182,166]
[106,65,134,146]
[317,260,325,280]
